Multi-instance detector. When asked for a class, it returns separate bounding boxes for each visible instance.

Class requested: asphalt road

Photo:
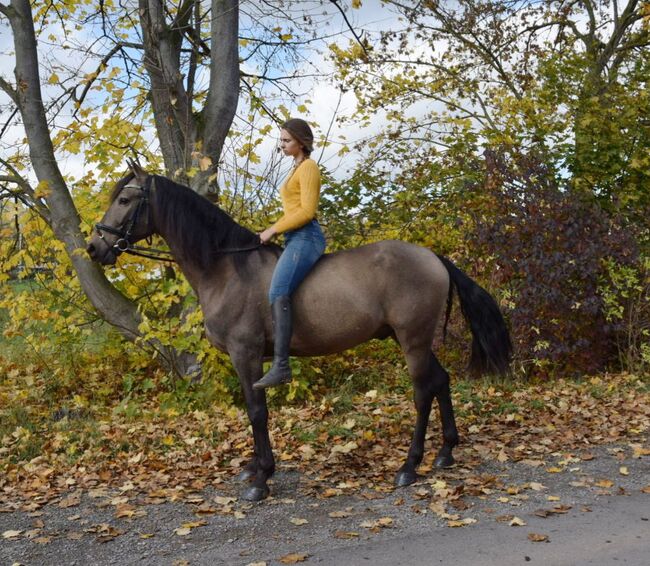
[1,441,648,566]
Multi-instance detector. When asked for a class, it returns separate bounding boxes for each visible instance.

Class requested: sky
[0,0,412,192]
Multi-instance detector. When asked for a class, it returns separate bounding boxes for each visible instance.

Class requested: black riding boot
[253,295,293,389]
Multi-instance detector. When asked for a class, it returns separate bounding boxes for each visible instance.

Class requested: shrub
[467,148,639,378]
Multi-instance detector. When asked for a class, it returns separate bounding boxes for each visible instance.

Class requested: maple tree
[0,0,361,379]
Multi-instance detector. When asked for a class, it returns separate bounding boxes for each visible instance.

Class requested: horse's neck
[153,222,236,299]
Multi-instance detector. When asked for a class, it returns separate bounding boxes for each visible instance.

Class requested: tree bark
[139,0,196,185]
[138,0,240,198]
[197,0,240,198]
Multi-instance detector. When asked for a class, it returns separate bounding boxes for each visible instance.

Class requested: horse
[86,162,512,501]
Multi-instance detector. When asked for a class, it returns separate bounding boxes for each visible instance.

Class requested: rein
[95,178,262,262]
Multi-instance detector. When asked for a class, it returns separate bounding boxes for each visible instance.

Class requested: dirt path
[1,439,648,566]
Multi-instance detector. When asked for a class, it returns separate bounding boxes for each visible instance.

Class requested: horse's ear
[127,158,147,183]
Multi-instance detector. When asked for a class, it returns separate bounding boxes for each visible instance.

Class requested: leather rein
[94,178,262,263]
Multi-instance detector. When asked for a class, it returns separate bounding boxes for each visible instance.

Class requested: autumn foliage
[0,0,649,490]
[466,148,641,378]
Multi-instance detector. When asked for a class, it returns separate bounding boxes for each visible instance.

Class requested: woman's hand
[259,227,277,244]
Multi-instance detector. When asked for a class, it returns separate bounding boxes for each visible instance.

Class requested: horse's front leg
[229,345,275,502]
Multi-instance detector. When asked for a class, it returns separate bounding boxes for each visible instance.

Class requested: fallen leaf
[595,479,614,488]
[290,518,308,526]
[619,466,629,476]
[279,553,309,564]
[330,441,358,455]
[96,525,123,543]
[328,510,352,518]
[429,500,447,517]
[447,517,477,528]
[322,488,342,498]
[2,530,22,539]
[181,520,208,529]
[360,517,393,529]
[509,517,526,526]
[58,494,81,508]
[334,530,359,539]
[174,527,192,536]
[528,533,549,542]
[214,495,237,506]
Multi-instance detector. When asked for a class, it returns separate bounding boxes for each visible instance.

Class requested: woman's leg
[255,224,325,389]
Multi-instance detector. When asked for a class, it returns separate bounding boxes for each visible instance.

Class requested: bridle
[95,176,263,263]
[95,177,175,262]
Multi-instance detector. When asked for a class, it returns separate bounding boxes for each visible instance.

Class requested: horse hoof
[237,468,256,482]
[434,454,455,468]
[394,470,418,487]
[241,485,269,502]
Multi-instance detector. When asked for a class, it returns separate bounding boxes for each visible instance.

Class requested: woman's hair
[281,118,314,156]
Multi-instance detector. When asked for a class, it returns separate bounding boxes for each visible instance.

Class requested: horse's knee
[247,405,268,428]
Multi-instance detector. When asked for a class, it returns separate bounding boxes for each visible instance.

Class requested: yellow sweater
[272,158,321,234]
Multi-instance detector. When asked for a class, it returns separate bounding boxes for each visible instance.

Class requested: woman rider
[253,118,326,390]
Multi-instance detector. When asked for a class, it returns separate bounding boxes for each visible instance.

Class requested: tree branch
[198,0,239,196]
[72,42,125,117]
[0,75,18,104]
[0,159,52,225]
[328,0,370,60]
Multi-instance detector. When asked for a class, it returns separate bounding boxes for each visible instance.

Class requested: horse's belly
[290,303,385,356]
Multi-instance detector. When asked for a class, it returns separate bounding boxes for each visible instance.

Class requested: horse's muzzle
[86,240,118,265]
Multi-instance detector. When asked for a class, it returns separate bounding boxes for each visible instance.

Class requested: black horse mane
[144,174,279,271]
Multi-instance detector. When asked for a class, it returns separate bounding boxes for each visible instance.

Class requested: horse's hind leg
[395,345,437,487]
[395,348,459,487]
[431,354,459,468]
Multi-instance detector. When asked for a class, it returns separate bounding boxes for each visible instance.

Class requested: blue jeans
[268,220,326,304]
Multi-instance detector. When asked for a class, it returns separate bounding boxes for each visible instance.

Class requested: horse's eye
[118,197,130,205]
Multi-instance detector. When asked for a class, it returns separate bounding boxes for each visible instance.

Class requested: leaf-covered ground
[1,370,648,514]
[1,367,649,564]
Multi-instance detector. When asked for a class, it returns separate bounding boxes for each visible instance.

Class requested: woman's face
[279,129,304,159]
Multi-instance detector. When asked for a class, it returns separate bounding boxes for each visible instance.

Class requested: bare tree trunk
[139,0,240,198]
[197,0,240,198]
[139,0,197,185]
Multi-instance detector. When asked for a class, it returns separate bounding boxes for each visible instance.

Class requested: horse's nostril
[87,243,96,257]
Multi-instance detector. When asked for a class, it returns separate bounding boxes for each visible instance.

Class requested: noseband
[95,178,175,262]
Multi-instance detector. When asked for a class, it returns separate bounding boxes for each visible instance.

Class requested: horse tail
[437,255,513,377]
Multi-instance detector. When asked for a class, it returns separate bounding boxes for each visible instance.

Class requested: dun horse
[87,163,512,501]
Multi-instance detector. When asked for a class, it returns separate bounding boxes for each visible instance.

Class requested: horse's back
[290,240,450,355]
